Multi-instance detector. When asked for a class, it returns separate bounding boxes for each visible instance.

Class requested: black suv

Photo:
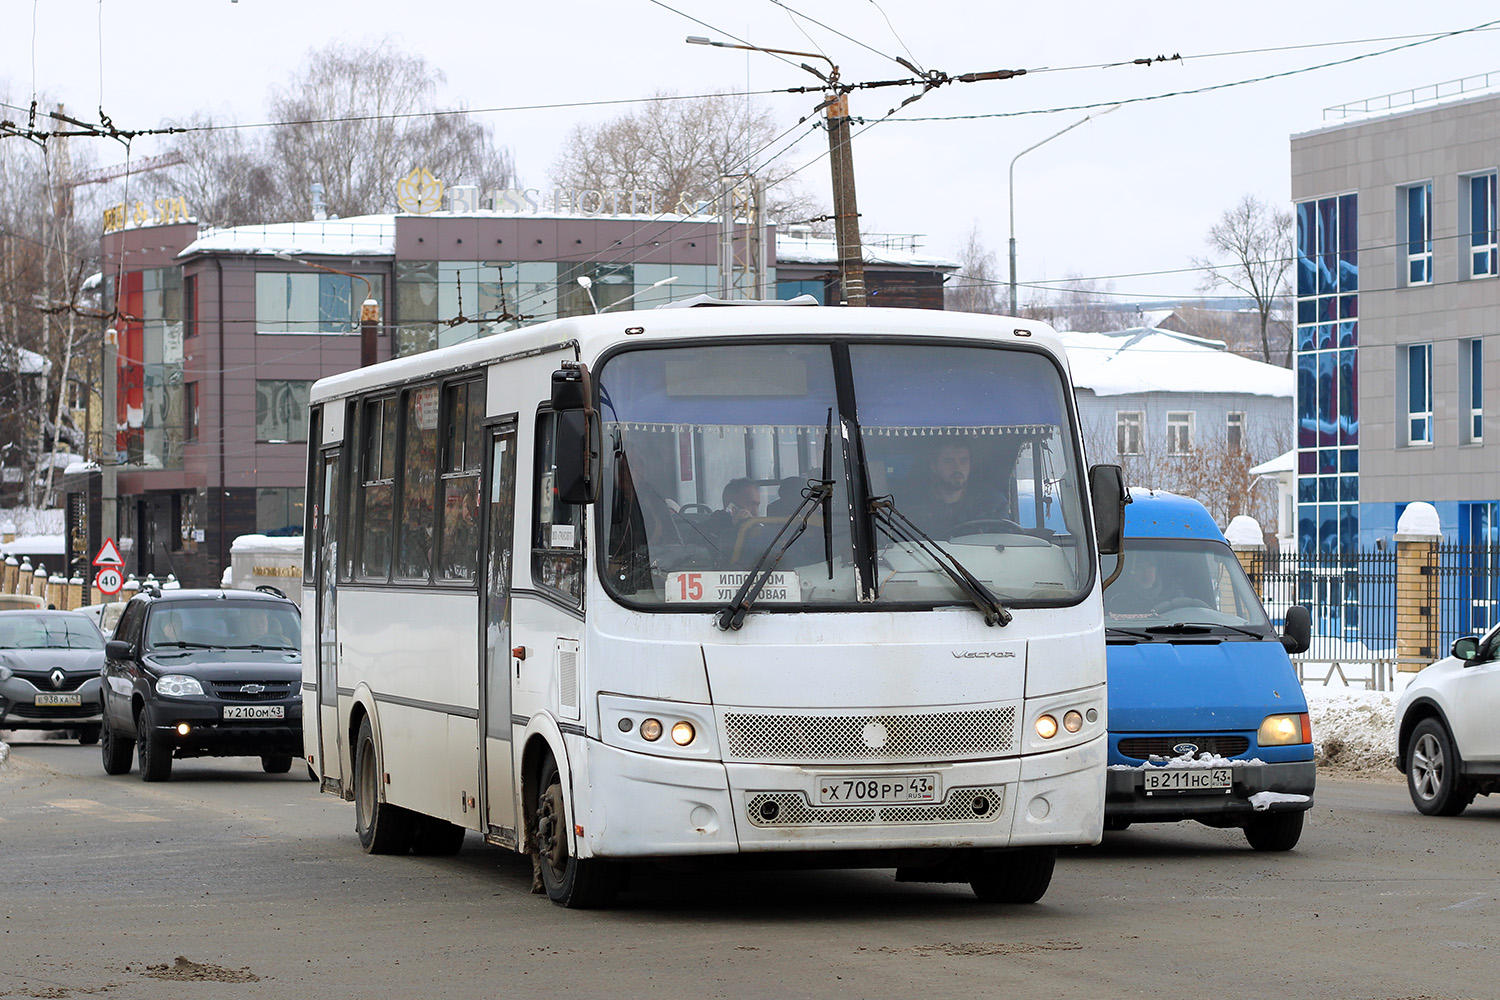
[100,589,303,781]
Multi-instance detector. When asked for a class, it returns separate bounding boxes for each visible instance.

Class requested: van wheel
[261,754,293,774]
[1244,810,1304,851]
[136,706,172,782]
[531,755,619,908]
[354,716,414,854]
[969,848,1056,903]
[100,719,133,775]
[1407,718,1475,817]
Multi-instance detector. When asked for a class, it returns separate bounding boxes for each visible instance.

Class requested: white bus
[302,305,1124,907]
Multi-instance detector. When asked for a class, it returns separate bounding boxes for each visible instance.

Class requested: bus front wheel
[354,716,415,854]
[532,755,620,908]
[969,848,1056,904]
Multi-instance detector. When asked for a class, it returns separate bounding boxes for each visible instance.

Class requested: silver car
[0,611,106,744]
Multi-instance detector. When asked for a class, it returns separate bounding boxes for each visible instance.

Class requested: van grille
[723,707,1015,764]
[1117,735,1250,760]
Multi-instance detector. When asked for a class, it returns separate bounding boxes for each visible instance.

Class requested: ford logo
[1172,742,1200,757]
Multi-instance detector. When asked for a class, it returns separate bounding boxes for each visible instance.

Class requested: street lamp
[599,275,681,312]
[273,251,380,367]
[687,35,866,306]
[576,275,599,314]
[1008,105,1120,316]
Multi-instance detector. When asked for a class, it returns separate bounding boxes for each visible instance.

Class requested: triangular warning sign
[93,539,124,567]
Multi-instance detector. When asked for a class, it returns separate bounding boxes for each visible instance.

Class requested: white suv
[1395,622,1500,815]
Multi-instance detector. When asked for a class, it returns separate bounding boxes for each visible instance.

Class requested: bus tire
[354,715,415,854]
[532,755,619,908]
[136,706,173,782]
[969,848,1056,904]
[411,816,467,856]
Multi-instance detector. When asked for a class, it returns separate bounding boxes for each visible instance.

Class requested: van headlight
[1258,713,1311,746]
[155,674,205,698]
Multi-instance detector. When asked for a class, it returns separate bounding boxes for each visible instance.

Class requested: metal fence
[1246,544,1500,691]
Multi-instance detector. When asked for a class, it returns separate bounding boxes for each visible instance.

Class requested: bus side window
[397,384,440,581]
[438,379,483,582]
[358,396,398,580]
[533,411,585,603]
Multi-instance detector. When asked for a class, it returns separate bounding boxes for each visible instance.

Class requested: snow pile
[1249,791,1311,810]
[1224,515,1263,546]
[1306,685,1400,779]
[1395,501,1441,538]
[0,739,8,770]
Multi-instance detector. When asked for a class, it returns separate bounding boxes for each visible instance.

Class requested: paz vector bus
[300,304,1125,907]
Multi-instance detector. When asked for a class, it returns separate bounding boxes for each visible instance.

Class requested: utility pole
[825,92,865,306]
[101,327,118,555]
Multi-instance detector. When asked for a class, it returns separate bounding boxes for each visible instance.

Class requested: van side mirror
[550,364,599,504]
[1281,605,1311,655]
[1451,635,1481,662]
[105,639,134,660]
[1089,464,1126,556]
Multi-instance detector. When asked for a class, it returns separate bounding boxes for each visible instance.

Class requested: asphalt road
[2,736,1496,1000]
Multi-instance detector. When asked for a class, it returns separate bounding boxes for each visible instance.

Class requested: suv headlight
[156,674,205,698]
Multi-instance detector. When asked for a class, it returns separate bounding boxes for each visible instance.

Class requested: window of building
[256,487,304,535]
[1166,411,1194,455]
[184,382,199,442]
[255,380,313,442]
[174,491,199,553]
[255,271,385,334]
[1226,411,1245,453]
[1115,411,1143,456]
[1402,182,1433,285]
[1465,338,1484,444]
[183,273,197,338]
[533,411,585,604]
[1404,343,1433,446]
[1468,172,1498,278]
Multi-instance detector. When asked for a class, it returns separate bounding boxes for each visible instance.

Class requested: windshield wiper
[870,496,1012,627]
[220,643,299,651]
[1143,623,1214,635]
[715,473,834,631]
[152,641,221,649]
[1105,626,1156,642]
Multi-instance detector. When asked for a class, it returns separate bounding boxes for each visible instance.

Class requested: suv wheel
[101,718,133,775]
[1407,718,1475,816]
[136,706,173,782]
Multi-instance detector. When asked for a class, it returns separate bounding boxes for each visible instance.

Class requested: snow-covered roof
[775,233,957,269]
[0,346,50,376]
[1058,327,1294,399]
[180,215,397,258]
[0,534,65,556]
[230,533,304,554]
[1249,448,1295,476]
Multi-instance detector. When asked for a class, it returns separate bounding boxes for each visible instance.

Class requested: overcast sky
[4,1,1498,304]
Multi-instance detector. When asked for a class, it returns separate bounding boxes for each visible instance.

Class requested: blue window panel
[1297,354,1317,447]
[1339,505,1358,555]
[1318,504,1339,554]
[1299,450,1316,474]
[1296,202,1317,297]
[1298,324,1316,351]
[1298,299,1316,324]
[1340,448,1359,473]
[1339,296,1357,321]
[1319,297,1336,323]
[1407,184,1432,284]
[1338,193,1358,291]
[1298,476,1317,504]
[1318,352,1337,446]
[1298,509,1316,555]
[1319,477,1337,502]
[1338,321,1356,348]
[1319,449,1338,475]
[1318,323,1334,350]
[1318,198,1339,295]
[1470,174,1497,277]
[1340,475,1359,502]
[1339,349,1358,445]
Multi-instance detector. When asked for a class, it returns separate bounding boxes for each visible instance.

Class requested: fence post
[1395,502,1442,671]
[1226,515,1266,600]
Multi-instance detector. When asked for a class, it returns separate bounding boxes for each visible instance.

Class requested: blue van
[1103,490,1314,851]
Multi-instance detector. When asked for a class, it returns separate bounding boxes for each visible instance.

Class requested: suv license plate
[222,705,284,720]
[34,693,82,707]
[1143,767,1232,794]
[818,774,939,805]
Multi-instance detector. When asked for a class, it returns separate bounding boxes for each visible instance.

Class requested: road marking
[47,798,163,823]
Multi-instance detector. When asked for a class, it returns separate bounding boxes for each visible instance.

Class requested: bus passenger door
[479,422,518,843]
[315,450,342,788]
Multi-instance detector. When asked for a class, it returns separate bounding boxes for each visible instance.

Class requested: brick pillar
[31,564,47,597]
[1395,503,1442,671]
[1226,515,1266,600]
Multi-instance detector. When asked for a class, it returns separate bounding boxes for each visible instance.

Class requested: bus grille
[746,787,1004,827]
[722,707,1016,763]
[1116,735,1250,760]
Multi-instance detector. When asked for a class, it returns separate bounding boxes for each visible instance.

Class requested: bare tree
[944,224,1004,314]
[1192,194,1294,366]
[1023,275,1131,333]
[549,91,819,222]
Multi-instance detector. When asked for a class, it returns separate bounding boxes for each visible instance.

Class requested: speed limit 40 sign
[95,567,124,595]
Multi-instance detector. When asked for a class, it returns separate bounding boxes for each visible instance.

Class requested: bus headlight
[1258,713,1311,746]
[640,718,663,742]
[671,721,696,746]
[1063,710,1084,733]
[1035,714,1059,739]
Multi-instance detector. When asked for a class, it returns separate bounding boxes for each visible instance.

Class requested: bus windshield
[596,340,1092,612]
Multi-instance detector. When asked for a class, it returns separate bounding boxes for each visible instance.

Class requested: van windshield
[595,339,1091,612]
[1102,538,1272,630]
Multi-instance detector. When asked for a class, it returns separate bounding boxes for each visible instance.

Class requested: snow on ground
[1304,672,1411,781]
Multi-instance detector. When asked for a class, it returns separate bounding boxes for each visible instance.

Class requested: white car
[1395,622,1500,815]
[75,602,128,638]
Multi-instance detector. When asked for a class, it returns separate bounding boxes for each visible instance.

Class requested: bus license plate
[34,693,82,707]
[222,705,284,720]
[1143,767,1232,794]
[818,774,938,805]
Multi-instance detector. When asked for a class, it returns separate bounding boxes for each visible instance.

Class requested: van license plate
[818,774,938,804]
[34,693,82,707]
[1144,767,1232,793]
[222,705,284,720]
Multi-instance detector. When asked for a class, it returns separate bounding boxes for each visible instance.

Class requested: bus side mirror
[1281,605,1311,655]
[1089,464,1126,556]
[550,365,599,505]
